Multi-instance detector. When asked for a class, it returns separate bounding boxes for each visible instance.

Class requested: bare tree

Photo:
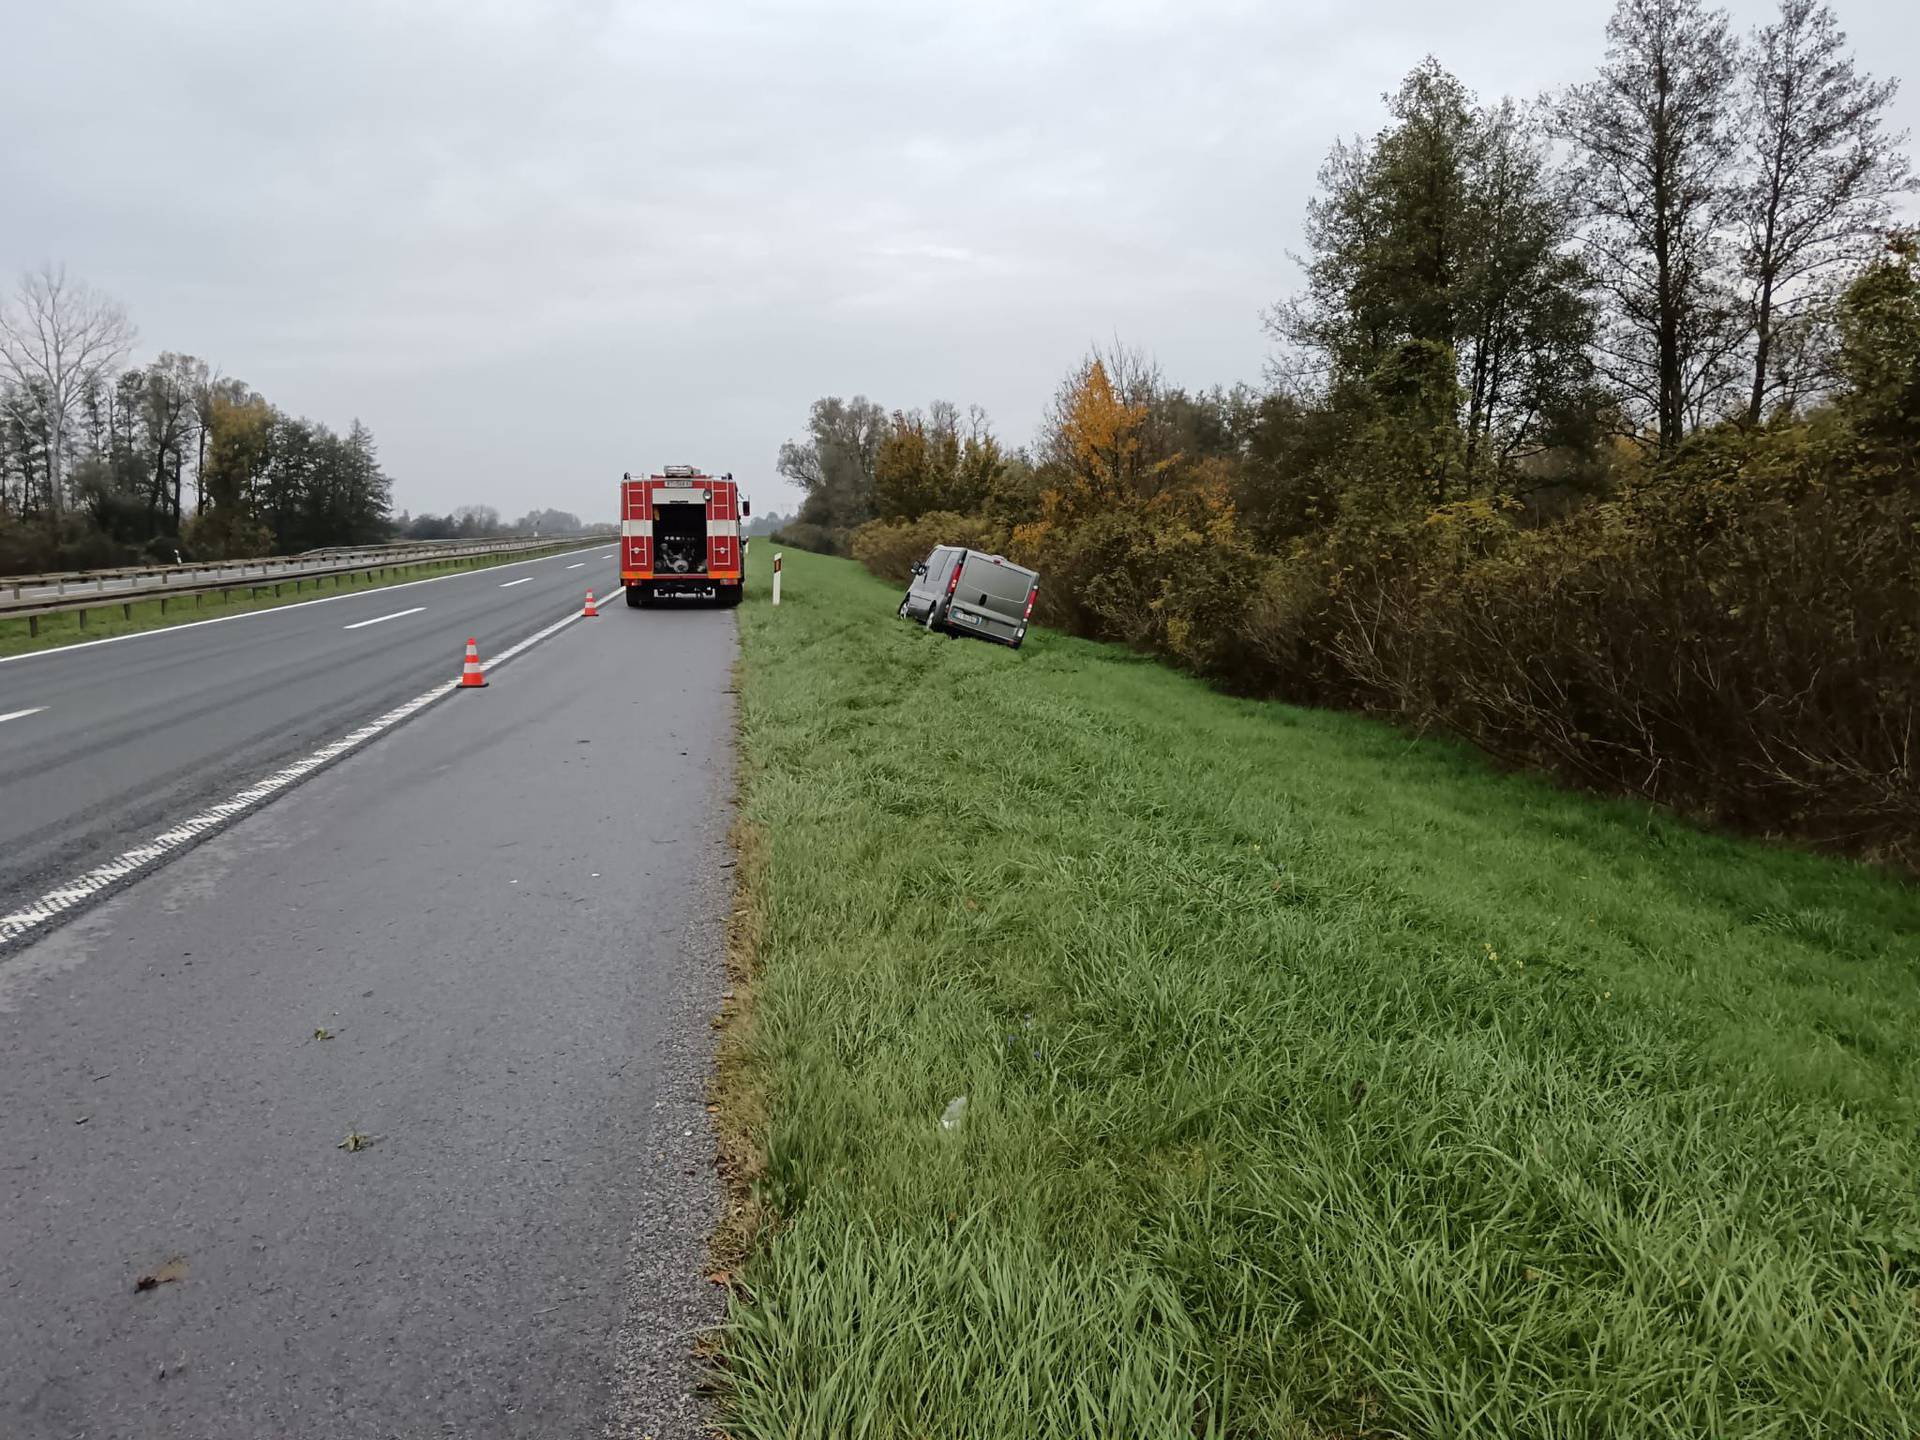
[132,353,208,529]
[776,395,888,535]
[0,265,135,515]
[1739,0,1914,425]
[1554,0,1744,451]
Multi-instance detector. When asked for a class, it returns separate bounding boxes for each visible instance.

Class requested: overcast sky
[4,0,1915,521]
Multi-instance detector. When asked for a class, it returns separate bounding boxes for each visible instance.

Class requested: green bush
[850,512,1006,583]
[769,521,851,557]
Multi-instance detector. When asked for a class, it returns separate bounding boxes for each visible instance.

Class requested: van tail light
[1023,585,1038,620]
[946,564,963,597]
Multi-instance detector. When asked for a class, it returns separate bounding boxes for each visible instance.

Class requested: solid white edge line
[499,577,533,588]
[0,706,47,724]
[342,606,426,630]
[0,604,590,951]
[0,544,603,667]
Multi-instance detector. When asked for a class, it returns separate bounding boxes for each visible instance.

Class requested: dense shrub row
[771,16,1916,865]
[798,240,1919,867]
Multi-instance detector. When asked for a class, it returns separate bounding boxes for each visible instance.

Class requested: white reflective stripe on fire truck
[706,520,740,537]
[621,519,653,537]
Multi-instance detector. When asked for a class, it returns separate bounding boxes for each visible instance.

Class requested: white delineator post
[772,552,782,606]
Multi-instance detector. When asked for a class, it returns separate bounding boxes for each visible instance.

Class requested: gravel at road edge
[603,717,734,1439]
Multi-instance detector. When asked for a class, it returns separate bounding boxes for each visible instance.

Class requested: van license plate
[957,612,979,625]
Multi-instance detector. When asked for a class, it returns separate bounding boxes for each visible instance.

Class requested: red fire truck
[618,466,750,607]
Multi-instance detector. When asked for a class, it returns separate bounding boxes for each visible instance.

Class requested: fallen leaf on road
[338,1131,372,1152]
[134,1256,188,1292]
[312,1027,334,1041]
[74,1115,91,1125]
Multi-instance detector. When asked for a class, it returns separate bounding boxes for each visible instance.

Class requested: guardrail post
[28,616,37,638]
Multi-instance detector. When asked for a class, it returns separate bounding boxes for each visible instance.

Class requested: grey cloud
[5,0,1914,518]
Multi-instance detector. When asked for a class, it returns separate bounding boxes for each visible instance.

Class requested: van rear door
[946,554,1034,644]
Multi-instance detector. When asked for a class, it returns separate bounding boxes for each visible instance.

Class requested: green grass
[721,547,1920,1439]
[0,542,589,657]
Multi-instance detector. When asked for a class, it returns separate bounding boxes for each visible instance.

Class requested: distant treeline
[392,506,595,541]
[0,272,553,574]
[777,0,1919,864]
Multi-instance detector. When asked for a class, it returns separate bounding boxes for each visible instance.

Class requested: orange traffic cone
[582,588,599,618]
[458,637,488,688]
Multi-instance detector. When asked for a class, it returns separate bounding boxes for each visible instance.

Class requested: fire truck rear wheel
[625,585,646,608]
[721,586,743,608]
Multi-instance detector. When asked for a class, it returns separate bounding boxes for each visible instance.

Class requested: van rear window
[961,556,1034,609]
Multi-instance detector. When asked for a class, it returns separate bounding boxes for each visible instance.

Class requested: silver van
[897,546,1039,649]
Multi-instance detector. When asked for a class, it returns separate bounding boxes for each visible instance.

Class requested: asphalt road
[0,585,737,1437]
[0,543,625,916]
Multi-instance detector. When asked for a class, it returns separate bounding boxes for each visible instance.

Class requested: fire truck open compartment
[651,499,709,575]
[620,466,747,607]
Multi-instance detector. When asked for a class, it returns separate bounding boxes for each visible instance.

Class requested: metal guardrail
[0,535,599,637]
[1,535,597,604]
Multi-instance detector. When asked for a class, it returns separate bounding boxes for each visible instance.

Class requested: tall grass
[721,547,1920,1438]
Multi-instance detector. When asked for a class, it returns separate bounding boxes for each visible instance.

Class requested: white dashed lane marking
[0,707,47,725]
[500,577,533,588]
[343,607,426,630]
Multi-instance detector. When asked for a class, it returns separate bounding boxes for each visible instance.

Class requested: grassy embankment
[0,541,597,658]
[718,545,1919,1439]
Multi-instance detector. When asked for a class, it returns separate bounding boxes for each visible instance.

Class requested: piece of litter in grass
[939,1096,968,1131]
